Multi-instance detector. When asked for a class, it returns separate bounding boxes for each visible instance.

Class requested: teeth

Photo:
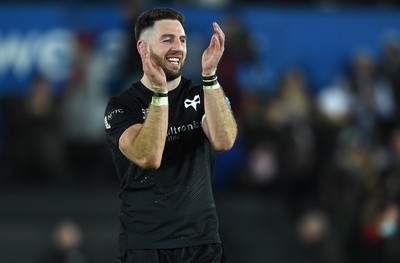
[167,57,180,66]
[167,58,180,62]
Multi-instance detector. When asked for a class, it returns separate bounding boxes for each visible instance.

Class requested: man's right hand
[139,41,168,92]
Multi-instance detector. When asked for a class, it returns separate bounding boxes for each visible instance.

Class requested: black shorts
[117,243,229,263]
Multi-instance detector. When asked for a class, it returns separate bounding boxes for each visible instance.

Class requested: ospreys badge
[184,95,200,111]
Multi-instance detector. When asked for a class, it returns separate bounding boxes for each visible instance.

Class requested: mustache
[166,51,183,57]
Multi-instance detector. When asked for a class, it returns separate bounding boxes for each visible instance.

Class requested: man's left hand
[202,22,225,75]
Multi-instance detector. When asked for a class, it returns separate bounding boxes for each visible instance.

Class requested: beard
[150,48,184,81]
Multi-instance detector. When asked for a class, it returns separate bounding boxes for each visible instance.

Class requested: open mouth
[166,57,181,67]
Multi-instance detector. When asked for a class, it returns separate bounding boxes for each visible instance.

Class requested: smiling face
[145,19,187,81]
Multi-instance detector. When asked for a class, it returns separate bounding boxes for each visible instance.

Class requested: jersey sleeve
[104,96,145,147]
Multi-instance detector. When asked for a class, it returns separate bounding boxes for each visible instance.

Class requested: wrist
[202,71,220,90]
[203,82,221,90]
[153,92,168,98]
[152,86,168,94]
[202,69,217,78]
[151,96,168,106]
[151,92,168,106]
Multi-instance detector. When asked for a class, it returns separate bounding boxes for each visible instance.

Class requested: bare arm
[119,41,169,169]
[119,103,168,169]
[202,22,237,151]
[203,88,237,151]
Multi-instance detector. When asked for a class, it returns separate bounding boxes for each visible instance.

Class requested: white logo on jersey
[184,95,200,111]
[105,108,124,129]
[104,116,111,129]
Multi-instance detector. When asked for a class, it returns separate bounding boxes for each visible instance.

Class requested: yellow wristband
[152,86,168,94]
[151,96,168,106]
[203,82,221,90]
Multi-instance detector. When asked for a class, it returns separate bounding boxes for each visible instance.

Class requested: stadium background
[0,0,400,262]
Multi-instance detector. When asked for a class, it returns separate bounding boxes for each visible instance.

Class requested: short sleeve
[104,96,145,147]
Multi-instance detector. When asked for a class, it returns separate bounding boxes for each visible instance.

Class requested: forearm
[200,22,237,151]
[134,104,168,167]
[204,86,237,151]
[120,99,168,170]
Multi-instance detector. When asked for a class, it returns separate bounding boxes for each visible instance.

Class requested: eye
[163,39,173,43]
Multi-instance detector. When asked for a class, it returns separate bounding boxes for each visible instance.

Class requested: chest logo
[184,95,200,111]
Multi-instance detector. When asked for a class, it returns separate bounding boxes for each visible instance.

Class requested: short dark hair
[134,8,185,41]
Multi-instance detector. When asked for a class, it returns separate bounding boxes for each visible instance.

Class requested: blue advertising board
[237,6,400,90]
[0,4,399,96]
[0,4,125,96]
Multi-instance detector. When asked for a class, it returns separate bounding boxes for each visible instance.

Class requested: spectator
[60,30,114,185]
[347,51,396,142]
[379,38,400,119]
[295,208,348,263]
[38,219,92,263]
[1,74,64,183]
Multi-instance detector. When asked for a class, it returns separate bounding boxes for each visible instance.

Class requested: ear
[137,40,144,55]
[138,40,150,58]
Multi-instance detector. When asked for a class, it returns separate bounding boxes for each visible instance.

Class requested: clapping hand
[202,22,225,76]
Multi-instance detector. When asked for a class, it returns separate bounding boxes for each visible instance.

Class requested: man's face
[147,19,187,81]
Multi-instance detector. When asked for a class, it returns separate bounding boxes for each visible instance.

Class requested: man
[104,7,237,262]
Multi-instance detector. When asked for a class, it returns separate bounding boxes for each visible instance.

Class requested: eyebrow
[160,34,187,40]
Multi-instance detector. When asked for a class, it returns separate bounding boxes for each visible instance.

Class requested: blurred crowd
[217,13,400,263]
[0,1,400,263]
[220,18,400,262]
[0,28,117,187]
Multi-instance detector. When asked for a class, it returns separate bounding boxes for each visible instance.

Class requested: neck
[141,75,181,92]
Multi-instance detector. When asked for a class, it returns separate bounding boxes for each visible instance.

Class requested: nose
[171,39,185,52]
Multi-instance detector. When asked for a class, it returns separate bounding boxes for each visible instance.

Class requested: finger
[141,50,148,72]
[213,22,220,31]
[140,42,150,72]
[212,35,221,50]
[213,22,225,38]
[146,42,152,59]
[208,34,217,50]
[143,46,150,67]
[143,43,149,58]
[141,43,158,70]
[139,41,147,57]
[142,43,159,72]
[213,22,225,47]
[143,47,155,74]
[148,55,161,72]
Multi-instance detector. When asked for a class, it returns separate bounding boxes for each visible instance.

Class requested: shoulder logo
[184,95,200,111]
[104,116,111,129]
[105,108,124,129]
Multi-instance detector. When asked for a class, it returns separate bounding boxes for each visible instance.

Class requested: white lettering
[166,121,202,142]
[0,31,31,78]
[37,29,73,82]
[0,28,126,87]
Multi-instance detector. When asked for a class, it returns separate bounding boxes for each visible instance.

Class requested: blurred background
[1,0,400,262]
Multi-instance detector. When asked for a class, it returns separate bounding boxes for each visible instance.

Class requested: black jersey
[104,77,220,251]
